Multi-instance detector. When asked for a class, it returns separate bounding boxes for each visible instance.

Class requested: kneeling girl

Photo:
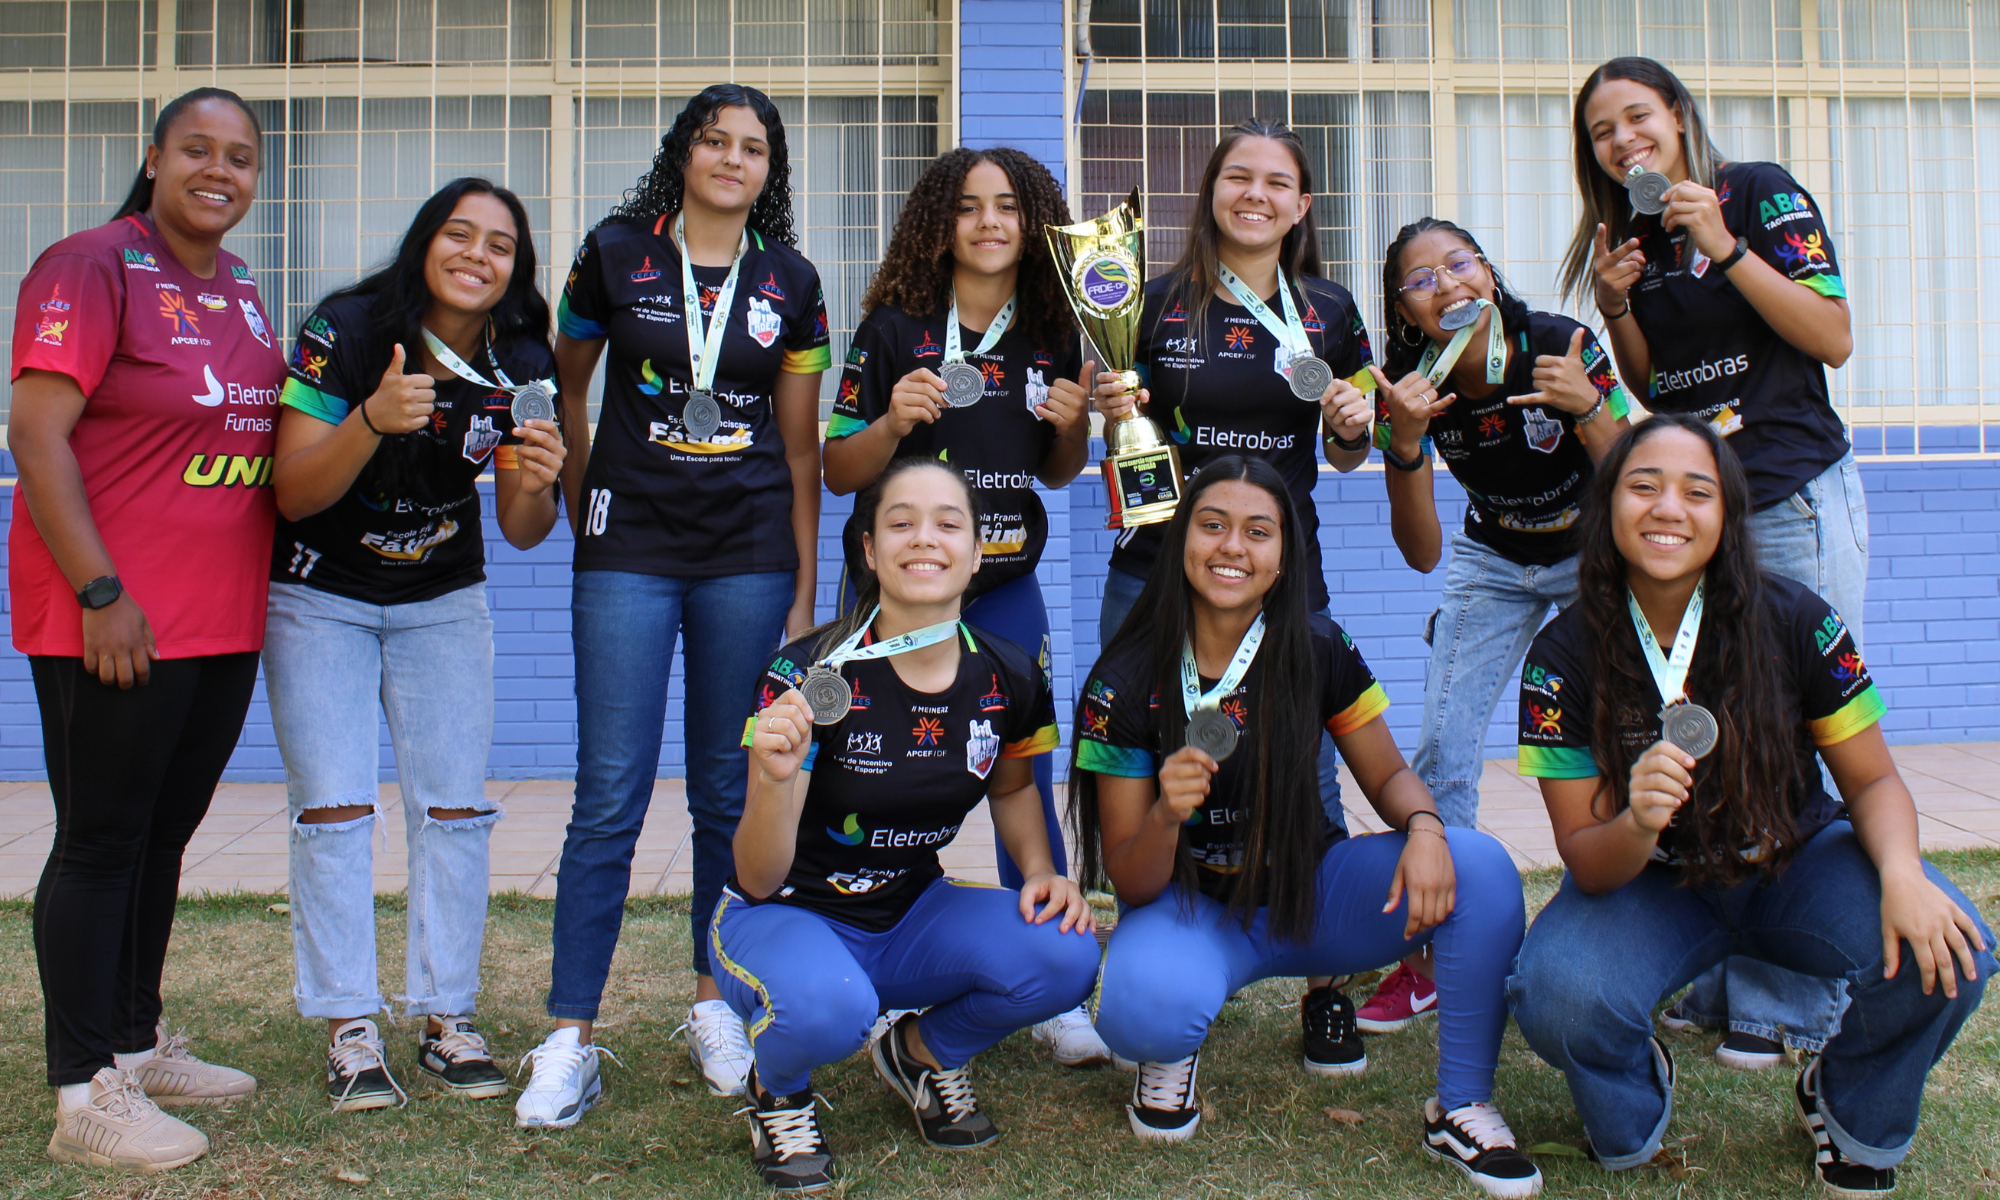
[718,458,1101,1191]
[1074,455,1542,1199]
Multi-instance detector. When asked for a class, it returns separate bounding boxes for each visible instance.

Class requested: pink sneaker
[1356,963,1438,1033]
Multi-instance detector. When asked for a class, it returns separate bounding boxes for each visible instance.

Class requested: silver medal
[1438,301,1481,332]
[510,379,556,427]
[939,361,986,408]
[1625,165,1673,216]
[684,390,722,442]
[801,666,853,726]
[1661,701,1719,759]
[1186,709,1240,762]
[1287,355,1334,402]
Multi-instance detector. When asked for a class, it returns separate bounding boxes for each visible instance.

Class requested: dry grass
[0,856,1996,1199]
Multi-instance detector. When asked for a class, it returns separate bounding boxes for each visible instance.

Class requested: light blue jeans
[264,581,500,1020]
[1681,451,1871,1051]
[1415,533,1579,830]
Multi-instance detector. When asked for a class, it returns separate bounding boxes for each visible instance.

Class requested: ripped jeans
[265,581,498,1020]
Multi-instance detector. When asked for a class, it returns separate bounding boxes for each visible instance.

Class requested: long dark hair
[1378,217,1533,381]
[1559,57,1726,304]
[325,177,549,506]
[113,87,265,220]
[810,458,985,660]
[1164,118,1323,337]
[603,84,797,245]
[1575,414,1801,883]
[861,147,1076,346]
[1069,456,1326,941]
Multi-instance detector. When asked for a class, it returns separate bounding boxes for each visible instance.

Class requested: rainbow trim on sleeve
[1518,744,1600,779]
[740,716,757,749]
[279,377,347,423]
[1605,383,1632,420]
[554,293,608,341]
[825,412,868,439]
[1810,684,1885,747]
[1076,741,1158,778]
[1326,682,1390,737]
[1347,366,1377,393]
[1798,274,1847,300]
[783,345,833,375]
[1003,724,1061,759]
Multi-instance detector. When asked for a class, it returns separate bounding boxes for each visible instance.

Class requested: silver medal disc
[510,379,556,427]
[1186,710,1240,762]
[1625,166,1673,216]
[684,391,722,442]
[1661,701,1719,759]
[939,361,986,408]
[1438,301,1481,331]
[801,667,853,726]
[1287,355,1335,402]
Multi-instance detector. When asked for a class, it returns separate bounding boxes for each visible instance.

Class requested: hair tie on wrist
[359,397,385,436]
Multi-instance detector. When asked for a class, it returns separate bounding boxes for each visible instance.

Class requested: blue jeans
[962,573,1065,887]
[549,569,794,1017]
[264,581,500,1019]
[1099,565,1347,835]
[1415,534,1579,829]
[710,878,1101,1095]
[1096,828,1524,1109]
[1684,451,1872,1049]
[1508,822,1990,1171]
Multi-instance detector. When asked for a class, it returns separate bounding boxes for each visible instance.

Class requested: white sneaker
[47,1067,208,1172]
[677,1000,753,1097]
[514,1027,617,1129]
[126,1025,256,1107]
[1031,1005,1113,1068]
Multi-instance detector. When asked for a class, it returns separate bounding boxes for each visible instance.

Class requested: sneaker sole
[1422,1139,1545,1199]
[1716,1045,1786,1071]
[868,1037,999,1151]
[329,1089,400,1112]
[1126,1105,1200,1143]
[689,1045,750,1098]
[1301,1053,1368,1077]
[514,1074,602,1130]
[48,1131,207,1173]
[1039,1043,1113,1069]
[1357,1007,1437,1034]
[418,1063,509,1100]
[147,1088,255,1109]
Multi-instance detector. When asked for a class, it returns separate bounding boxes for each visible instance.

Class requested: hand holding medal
[938,290,1017,408]
[749,689,816,784]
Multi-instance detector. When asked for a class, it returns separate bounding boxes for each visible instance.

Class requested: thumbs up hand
[1512,327,1598,416]
[359,343,438,435]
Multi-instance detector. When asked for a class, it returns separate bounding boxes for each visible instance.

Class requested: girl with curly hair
[521,84,832,1122]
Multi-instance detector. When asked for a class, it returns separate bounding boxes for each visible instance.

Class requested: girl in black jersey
[527,85,832,1118]
[1510,415,1990,1193]
[1355,217,1631,1032]
[267,178,567,1108]
[718,459,1100,1191]
[1567,56,1866,1070]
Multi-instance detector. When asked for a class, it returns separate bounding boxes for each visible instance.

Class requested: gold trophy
[1045,189,1184,528]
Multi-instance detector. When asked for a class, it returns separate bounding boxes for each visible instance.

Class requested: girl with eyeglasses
[1352,218,1630,1033]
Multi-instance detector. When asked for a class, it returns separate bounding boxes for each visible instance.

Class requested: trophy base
[1104,444,1184,529]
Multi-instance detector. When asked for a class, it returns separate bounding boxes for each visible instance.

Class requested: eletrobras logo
[1650,353,1750,397]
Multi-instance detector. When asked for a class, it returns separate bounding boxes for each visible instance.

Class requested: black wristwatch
[1715,236,1750,274]
[77,575,123,610]
[1382,441,1428,472]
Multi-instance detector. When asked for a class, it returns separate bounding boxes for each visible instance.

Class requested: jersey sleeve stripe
[1518,744,1600,779]
[825,412,869,439]
[555,294,608,341]
[1326,682,1390,737]
[1605,383,1633,420]
[740,716,757,749]
[1810,684,1886,747]
[783,345,833,375]
[1076,741,1158,778]
[1797,274,1846,300]
[280,377,347,423]
[1002,725,1061,759]
[1347,366,1377,393]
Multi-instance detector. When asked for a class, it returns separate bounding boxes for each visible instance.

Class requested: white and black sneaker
[1423,1098,1544,1198]
[739,1067,835,1192]
[677,1000,754,1097]
[326,1018,407,1112]
[1716,1029,1787,1071]
[513,1027,617,1129]
[869,1012,999,1149]
[1127,1050,1201,1142]
[1797,1058,1895,1196]
[1301,983,1367,1076]
[418,1017,508,1099]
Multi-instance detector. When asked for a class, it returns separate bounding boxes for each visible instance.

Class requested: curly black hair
[601,84,797,245]
[861,147,1075,346]
[1378,216,1533,381]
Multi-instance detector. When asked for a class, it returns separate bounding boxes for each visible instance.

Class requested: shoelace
[927,1065,981,1122]
[733,1094,832,1160]
[516,1038,621,1092]
[148,1032,198,1064]
[88,1070,160,1121]
[1376,966,1419,1007]
[1137,1057,1197,1109]
[428,1024,493,1065]
[1305,990,1354,1039]
[674,1009,752,1067]
[1047,1008,1098,1037]
[1446,1102,1518,1152]
[329,1032,409,1109]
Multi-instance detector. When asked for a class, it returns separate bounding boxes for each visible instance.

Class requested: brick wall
[957,0,1069,179]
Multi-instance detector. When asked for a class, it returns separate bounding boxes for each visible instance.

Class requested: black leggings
[31,652,258,1085]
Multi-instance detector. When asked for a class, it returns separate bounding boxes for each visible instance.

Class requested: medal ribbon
[819,606,964,671]
[673,213,748,394]
[420,326,531,394]
[1627,576,1706,704]
[1216,265,1312,360]
[1414,299,1508,387]
[944,291,1017,363]
[1180,614,1266,716]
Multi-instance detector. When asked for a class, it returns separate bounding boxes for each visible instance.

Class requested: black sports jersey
[1518,574,1885,866]
[1107,275,1374,611]
[827,303,1082,597]
[735,623,1060,931]
[558,217,832,577]
[274,292,549,605]
[1374,311,1631,566]
[1076,614,1389,903]
[1630,161,1850,510]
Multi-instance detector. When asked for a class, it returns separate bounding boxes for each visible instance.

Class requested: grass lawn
[1,853,1997,1199]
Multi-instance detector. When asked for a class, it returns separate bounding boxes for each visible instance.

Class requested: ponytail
[112,87,264,220]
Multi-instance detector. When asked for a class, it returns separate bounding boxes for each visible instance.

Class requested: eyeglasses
[1400,252,1487,294]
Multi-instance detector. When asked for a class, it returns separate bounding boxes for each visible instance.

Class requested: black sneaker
[1423,1098,1544,1197]
[869,1012,999,1149]
[326,1018,406,1112]
[1797,1058,1895,1197]
[418,1018,508,1099]
[740,1067,835,1193]
[1716,1030,1786,1070]
[1126,1050,1202,1142]
[1301,983,1367,1077]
